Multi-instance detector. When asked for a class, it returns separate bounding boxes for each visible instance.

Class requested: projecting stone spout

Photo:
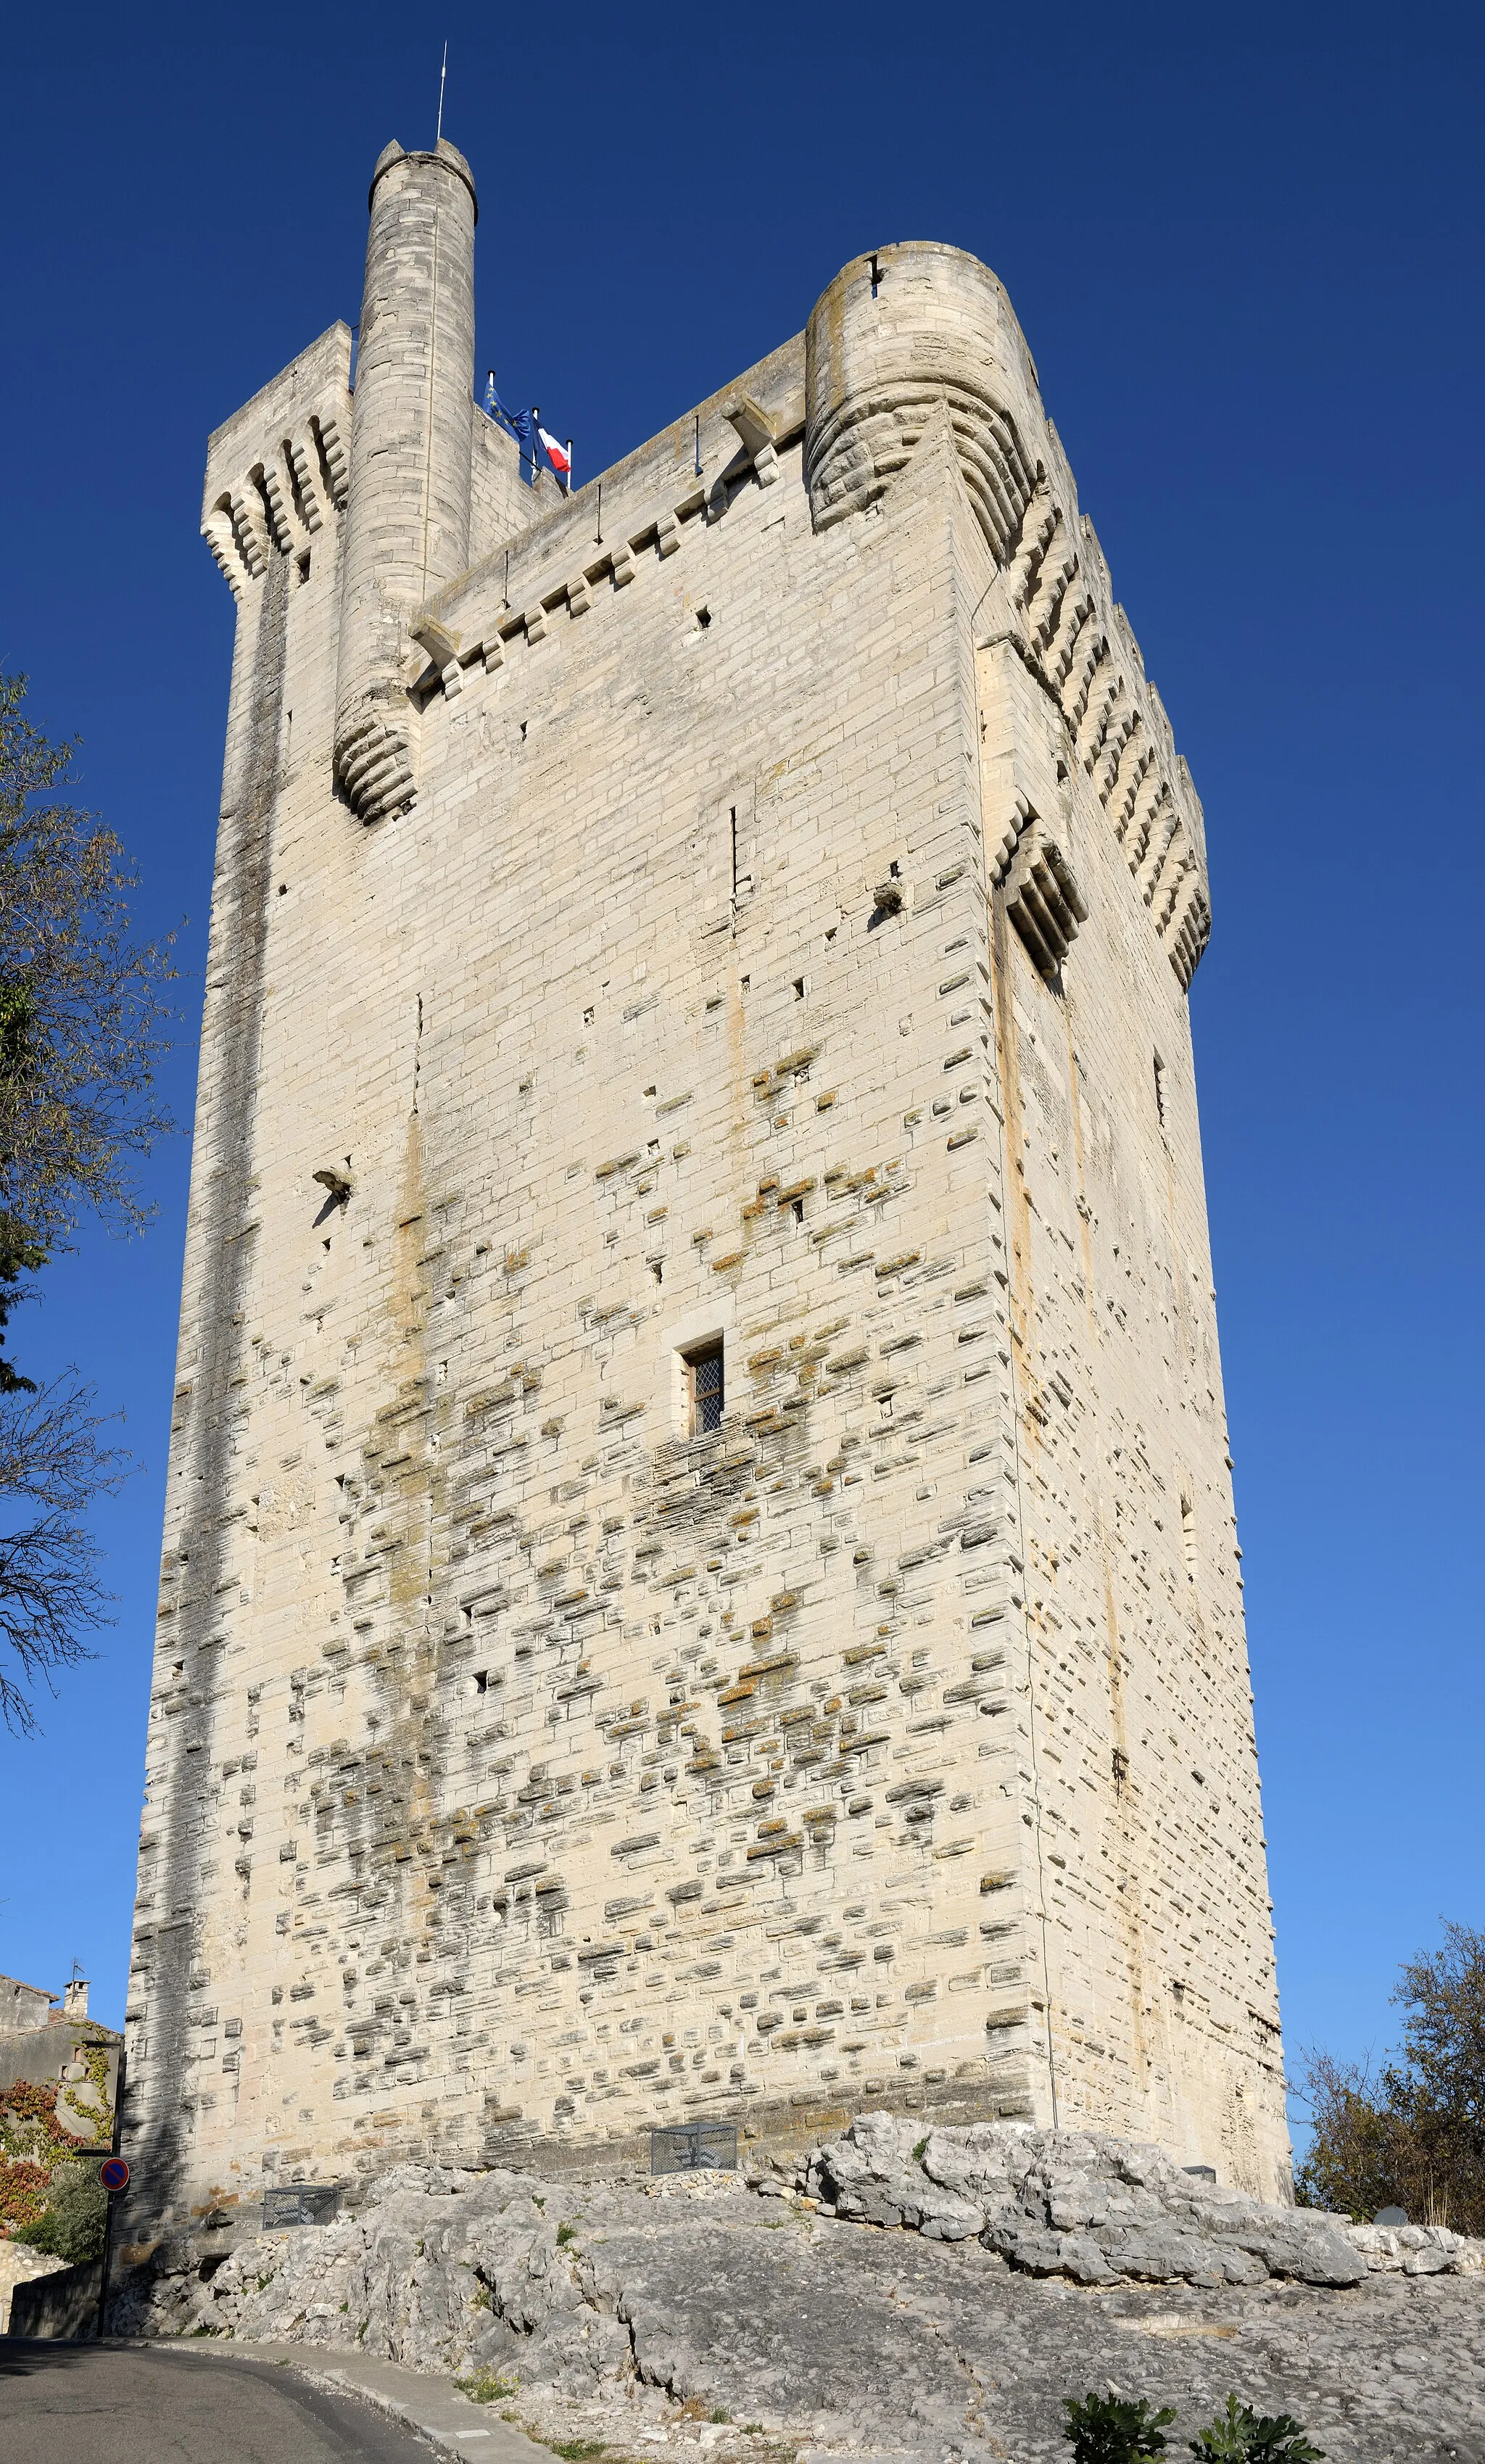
[333,137,478,822]
[803,241,1043,561]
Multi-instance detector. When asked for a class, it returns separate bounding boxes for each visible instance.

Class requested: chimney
[63,1977,88,2022]
[334,136,478,824]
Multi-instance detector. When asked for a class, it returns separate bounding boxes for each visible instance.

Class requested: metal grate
[650,2122,738,2176]
[262,2183,344,2228]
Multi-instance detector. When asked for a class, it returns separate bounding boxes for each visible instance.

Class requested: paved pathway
[0,2339,549,2464]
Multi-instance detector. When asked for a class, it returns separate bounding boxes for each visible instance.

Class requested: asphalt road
[0,2341,437,2463]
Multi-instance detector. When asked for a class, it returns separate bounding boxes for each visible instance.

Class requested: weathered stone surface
[114,2150,1485,2464]
[806,2116,1378,2289]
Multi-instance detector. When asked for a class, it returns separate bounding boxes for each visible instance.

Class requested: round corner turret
[336,135,479,823]
[804,241,1043,559]
[369,139,405,200]
[368,136,478,224]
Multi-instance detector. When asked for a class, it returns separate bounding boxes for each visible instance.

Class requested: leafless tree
[0,1377,128,1733]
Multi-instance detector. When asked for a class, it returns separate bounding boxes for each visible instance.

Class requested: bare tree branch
[0,1377,128,1735]
[0,670,178,1278]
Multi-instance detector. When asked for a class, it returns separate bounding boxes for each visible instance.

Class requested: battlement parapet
[415,239,1208,989]
[998,472,1211,987]
[804,242,1209,986]
[413,334,806,690]
[200,322,351,600]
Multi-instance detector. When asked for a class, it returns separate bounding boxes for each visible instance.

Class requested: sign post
[95,2048,128,2342]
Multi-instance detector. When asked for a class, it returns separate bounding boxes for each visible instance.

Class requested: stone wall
[123,149,1286,2252]
[0,2241,70,2335]
[0,2025,119,2140]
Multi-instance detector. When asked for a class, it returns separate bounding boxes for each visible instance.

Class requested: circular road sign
[99,2157,130,2193]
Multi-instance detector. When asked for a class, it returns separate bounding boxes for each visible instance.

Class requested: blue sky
[1,2,1479,2148]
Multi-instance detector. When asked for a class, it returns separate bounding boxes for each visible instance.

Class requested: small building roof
[0,1972,59,2030]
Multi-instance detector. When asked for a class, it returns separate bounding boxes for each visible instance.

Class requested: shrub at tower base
[1296,1922,1485,2233]
[10,2159,107,2262]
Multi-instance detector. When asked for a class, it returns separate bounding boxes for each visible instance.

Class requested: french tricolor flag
[538,426,572,487]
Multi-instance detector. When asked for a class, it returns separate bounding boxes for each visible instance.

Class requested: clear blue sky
[1,2,1479,2151]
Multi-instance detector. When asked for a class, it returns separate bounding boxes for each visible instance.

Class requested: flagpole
[566,442,574,497]
[436,41,447,144]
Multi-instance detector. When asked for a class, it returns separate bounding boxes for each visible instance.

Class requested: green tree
[13,2159,109,2262]
[0,671,175,1727]
[1296,1923,1485,2233]
[0,672,175,1325]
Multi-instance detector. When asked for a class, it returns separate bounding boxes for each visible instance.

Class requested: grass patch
[555,2221,579,2247]
[913,2137,929,2163]
[456,2370,518,2405]
[550,2442,608,2459]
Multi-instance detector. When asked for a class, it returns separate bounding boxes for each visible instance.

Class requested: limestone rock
[111,2141,1485,2464]
[807,2116,1372,2288]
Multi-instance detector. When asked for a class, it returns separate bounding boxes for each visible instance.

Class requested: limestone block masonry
[122,135,1287,2257]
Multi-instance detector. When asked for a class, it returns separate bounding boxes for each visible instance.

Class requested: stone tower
[123,136,1288,2257]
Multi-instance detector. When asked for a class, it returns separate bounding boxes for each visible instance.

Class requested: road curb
[113,2333,553,2462]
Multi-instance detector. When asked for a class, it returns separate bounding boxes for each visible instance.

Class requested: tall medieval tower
[122,134,1288,2252]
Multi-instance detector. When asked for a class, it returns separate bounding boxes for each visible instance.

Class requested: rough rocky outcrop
[804,2113,1483,2286]
[114,2122,1485,2464]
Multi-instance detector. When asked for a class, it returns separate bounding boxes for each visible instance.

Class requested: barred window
[685,1340,725,1437]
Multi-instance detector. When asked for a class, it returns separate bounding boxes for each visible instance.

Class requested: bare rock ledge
[117,2119,1485,2464]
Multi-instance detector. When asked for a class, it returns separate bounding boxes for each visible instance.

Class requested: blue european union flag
[482,373,537,479]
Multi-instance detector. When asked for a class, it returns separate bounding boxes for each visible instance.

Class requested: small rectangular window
[684,1339,725,1437]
